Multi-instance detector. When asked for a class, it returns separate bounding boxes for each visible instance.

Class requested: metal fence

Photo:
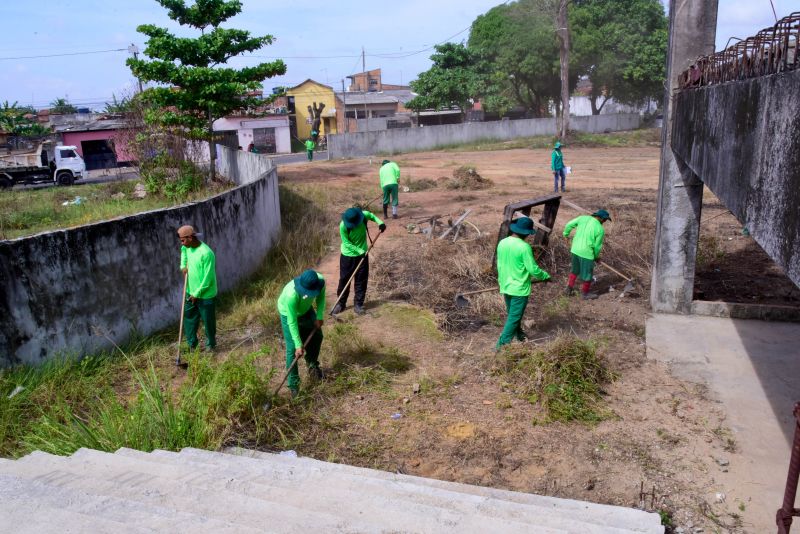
[679,12,800,90]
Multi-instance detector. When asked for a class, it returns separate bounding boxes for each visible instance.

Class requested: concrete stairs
[0,447,664,533]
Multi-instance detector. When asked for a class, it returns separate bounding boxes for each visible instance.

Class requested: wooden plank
[439,209,472,240]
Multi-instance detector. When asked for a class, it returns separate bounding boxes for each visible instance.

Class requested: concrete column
[651,0,719,313]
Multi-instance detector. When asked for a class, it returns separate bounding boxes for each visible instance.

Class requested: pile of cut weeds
[496,336,616,423]
[445,166,493,190]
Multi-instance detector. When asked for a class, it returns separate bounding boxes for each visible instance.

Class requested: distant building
[334,89,416,132]
[213,114,291,154]
[58,117,134,170]
[347,68,409,93]
[286,80,339,141]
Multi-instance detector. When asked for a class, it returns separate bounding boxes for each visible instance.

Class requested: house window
[253,127,277,154]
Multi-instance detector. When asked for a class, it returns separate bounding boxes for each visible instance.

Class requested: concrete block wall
[216,145,275,186]
[671,69,800,289]
[328,113,641,158]
[0,148,281,367]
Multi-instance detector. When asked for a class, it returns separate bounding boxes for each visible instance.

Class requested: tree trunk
[208,110,215,183]
[557,0,570,139]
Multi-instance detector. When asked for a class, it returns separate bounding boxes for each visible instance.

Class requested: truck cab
[47,145,87,185]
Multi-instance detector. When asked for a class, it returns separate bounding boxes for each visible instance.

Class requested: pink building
[60,118,135,170]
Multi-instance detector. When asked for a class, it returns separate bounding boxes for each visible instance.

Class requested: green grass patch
[0,179,232,240]
[498,336,616,423]
[377,304,443,342]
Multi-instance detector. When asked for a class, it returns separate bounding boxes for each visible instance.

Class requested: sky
[0,0,795,110]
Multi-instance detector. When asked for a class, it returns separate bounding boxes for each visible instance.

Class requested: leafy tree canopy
[0,101,49,138]
[49,98,78,114]
[127,0,286,138]
[571,0,667,113]
[406,43,483,118]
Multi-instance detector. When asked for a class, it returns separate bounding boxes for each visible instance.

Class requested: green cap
[294,269,325,298]
[554,141,561,148]
[592,209,611,221]
[510,217,536,236]
[381,159,390,166]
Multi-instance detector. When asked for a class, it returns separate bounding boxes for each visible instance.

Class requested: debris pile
[445,166,493,190]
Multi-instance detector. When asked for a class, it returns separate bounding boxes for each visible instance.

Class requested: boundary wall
[328,113,641,158]
[0,146,281,367]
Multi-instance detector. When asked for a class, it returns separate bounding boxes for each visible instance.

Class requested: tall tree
[0,101,49,145]
[556,0,570,137]
[406,43,483,120]
[49,98,78,114]
[571,0,668,114]
[469,0,566,118]
[127,0,286,181]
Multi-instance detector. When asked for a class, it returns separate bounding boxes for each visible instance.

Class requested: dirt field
[267,141,794,533]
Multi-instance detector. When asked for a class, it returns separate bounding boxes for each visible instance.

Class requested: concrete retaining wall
[672,69,800,288]
[328,113,641,158]
[216,145,275,185]
[0,147,281,367]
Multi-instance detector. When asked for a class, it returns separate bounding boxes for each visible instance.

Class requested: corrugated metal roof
[57,118,129,133]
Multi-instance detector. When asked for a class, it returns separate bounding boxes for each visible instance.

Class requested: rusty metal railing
[679,12,800,90]
[777,402,800,534]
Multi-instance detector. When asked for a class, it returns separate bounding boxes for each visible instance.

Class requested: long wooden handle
[598,260,632,281]
[458,287,499,297]
[272,326,321,397]
[175,271,188,365]
[328,230,383,315]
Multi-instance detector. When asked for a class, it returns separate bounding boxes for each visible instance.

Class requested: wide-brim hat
[592,209,611,221]
[554,141,561,148]
[510,217,536,236]
[381,159,390,166]
[342,207,365,229]
[294,269,325,298]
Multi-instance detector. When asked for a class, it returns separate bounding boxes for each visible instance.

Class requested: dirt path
[271,142,784,533]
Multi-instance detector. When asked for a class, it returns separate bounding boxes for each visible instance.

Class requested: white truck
[0,143,87,189]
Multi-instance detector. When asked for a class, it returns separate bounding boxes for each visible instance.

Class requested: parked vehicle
[0,144,87,189]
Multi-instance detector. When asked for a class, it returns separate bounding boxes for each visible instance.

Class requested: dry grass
[445,166,494,190]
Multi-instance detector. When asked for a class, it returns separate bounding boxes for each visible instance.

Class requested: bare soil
[269,142,794,533]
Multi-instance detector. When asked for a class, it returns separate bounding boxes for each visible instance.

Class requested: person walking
[551,141,566,193]
[178,225,217,352]
[563,209,611,300]
[276,269,326,398]
[379,159,400,219]
[332,207,386,316]
[305,138,315,161]
[495,217,551,350]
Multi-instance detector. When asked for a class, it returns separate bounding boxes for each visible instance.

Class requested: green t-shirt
[379,161,400,188]
[276,273,326,347]
[496,236,550,297]
[563,215,605,260]
[180,242,217,299]
[339,210,383,257]
[305,140,315,151]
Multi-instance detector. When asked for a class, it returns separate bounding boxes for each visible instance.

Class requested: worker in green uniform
[332,207,386,316]
[379,159,400,219]
[495,217,551,349]
[551,141,566,193]
[178,225,218,351]
[276,269,326,397]
[305,138,315,161]
[563,209,611,300]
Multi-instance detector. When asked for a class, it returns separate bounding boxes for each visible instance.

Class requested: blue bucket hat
[342,207,365,229]
[554,141,561,149]
[294,269,325,298]
[510,217,536,236]
[592,209,611,221]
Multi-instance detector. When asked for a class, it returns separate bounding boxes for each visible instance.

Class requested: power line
[0,48,127,61]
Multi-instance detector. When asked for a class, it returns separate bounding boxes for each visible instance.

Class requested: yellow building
[287,79,339,140]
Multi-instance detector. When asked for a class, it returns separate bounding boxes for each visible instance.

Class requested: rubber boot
[383,204,388,218]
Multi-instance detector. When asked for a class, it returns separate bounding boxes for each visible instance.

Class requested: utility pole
[341,79,348,134]
[128,44,144,93]
[362,46,369,136]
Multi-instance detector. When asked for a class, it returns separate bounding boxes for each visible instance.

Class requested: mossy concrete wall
[0,148,281,367]
[672,69,800,288]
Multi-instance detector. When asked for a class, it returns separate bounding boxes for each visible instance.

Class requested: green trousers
[280,310,323,391]
[496,294,529,349]
[184,296,216,349]
[382,183,399,206]
[306,149,314,161]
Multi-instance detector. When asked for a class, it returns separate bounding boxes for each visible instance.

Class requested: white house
[213,114,291,154]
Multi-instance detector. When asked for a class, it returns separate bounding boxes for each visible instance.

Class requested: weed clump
[402,175,438,192]
[498,336,615,423]
[446,166,493,190]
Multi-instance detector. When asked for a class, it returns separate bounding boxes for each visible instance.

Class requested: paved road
[267,151,328,166]
[11,168,140,191]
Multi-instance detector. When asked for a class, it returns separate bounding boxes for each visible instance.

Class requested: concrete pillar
[651,0,719,313]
